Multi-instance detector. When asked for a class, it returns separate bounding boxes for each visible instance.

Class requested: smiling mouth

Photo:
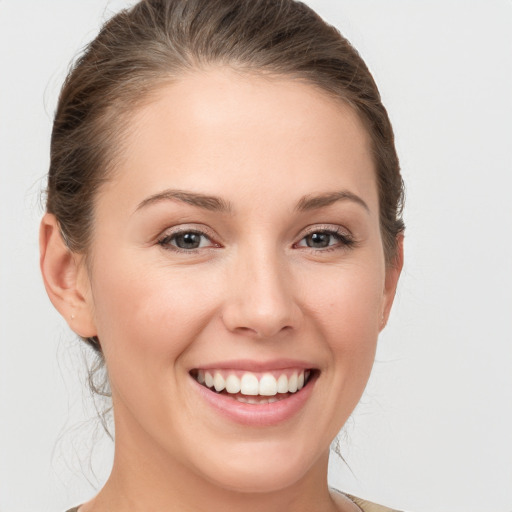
[190,368,316,404]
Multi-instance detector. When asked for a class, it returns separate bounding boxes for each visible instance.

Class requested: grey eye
[304,232,334,248]
[159,230,213,251]
[296,229,354,251]
[173,232,205,249]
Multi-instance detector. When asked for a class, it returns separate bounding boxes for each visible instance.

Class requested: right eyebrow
[295,190,370,213]
[134,189,233,214]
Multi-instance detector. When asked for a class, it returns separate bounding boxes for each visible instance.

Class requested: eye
[158,230,216,251]
[296,228,354,251]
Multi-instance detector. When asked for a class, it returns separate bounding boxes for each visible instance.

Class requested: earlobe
[380,234,404,331]
[39,213,97,338]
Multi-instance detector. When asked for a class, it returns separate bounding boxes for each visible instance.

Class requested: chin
[190,439,324,494]
[204,464,309,494]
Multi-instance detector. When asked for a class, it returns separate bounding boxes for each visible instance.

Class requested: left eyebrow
[295,190,370,213]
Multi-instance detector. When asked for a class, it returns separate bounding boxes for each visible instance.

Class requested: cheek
[307,261,383,332]
[89,254,218,371]
[88,255,223,438]
[289,258,385,442]
[303,258,384,378]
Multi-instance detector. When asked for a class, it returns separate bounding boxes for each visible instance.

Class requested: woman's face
[78,69,400,492]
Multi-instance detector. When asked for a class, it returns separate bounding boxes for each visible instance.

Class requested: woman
[39,0,404,510]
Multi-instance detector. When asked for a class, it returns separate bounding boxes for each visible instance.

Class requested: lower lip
[191,374,317,426]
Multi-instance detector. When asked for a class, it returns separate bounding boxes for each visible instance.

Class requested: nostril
[221,306,299,339]
[234,324,293,339]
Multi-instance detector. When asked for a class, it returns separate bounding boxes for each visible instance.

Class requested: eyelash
[294,227,356,252]
[157,229,218,253]
[157,226,355,253]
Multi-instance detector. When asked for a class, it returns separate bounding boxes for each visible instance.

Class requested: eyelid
[293,224,356,250]
[157,223,217,239]
[154,223,355,253]
[299,223,352,237]
[156,224,222,251]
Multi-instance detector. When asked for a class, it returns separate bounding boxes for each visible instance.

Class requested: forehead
[101,68,378,214]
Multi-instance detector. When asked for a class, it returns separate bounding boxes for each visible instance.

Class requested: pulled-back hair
[46,0,404,360]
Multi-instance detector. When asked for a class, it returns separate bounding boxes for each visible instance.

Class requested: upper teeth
[196,369,310,396]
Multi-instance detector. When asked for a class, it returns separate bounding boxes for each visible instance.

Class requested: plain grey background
[0,1,511,511]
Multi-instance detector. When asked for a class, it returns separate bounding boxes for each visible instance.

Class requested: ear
[39,213,97,338]
[380,233,404,331]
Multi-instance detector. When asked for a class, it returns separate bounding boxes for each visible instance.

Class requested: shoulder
[331,488,405,512]
[345,493,404,512]
[66,495,404,512]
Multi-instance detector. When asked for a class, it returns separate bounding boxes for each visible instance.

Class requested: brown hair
[46,0,404,359]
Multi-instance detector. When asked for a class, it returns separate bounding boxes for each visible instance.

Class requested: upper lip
[190,359,317,372]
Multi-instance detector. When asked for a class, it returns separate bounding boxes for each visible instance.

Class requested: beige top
[66,494,403,512]
[345,493,403,512]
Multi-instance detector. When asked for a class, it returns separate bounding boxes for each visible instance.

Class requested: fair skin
[40,68,402,512]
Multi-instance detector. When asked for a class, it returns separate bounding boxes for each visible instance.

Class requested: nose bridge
[222,238,300,338]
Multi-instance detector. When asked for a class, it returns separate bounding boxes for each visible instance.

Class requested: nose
[221,245,302,339]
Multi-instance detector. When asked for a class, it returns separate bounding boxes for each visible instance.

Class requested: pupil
[177,232,201,249]
[308,232,330,248]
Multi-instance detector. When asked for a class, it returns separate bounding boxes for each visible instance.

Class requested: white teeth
[288,372,298,393]
[236,396,280,404]
[213,372,225,392]
[196,369,311,397]
[259,373,277,396]
[277,374,289,393]
[236,395,260,404]
[225,374,241,393]
[240,373,259,395]
[297,372,304,390]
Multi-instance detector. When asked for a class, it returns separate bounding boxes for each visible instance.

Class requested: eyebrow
[296,190,370,213]
[135,189,233,213]
[135,188,369,215]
